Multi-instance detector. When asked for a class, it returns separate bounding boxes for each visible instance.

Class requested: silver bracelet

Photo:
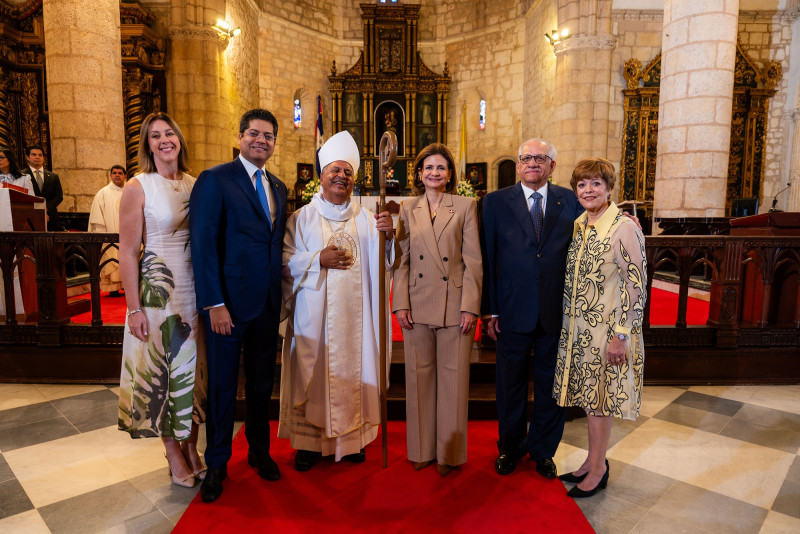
[126,308,143,317]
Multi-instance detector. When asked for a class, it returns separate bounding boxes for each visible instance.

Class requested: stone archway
[497,158,516,190]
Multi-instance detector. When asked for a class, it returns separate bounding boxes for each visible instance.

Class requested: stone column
[653,0,739,220]
[785,109,800,212]
[167,0,230,173]
[42,0,126,213]
[549,0,615,185]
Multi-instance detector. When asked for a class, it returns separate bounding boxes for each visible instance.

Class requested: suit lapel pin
[449,209,455,214]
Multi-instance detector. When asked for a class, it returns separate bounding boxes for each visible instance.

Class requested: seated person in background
[0,147,35,194]
[88,165,127,297]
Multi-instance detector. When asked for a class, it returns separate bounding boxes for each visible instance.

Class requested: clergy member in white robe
[88,165,126,295]
[279,131,396,468]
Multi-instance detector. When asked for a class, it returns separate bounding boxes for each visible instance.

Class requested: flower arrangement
[456,179,477,198]
[301,178,320,203]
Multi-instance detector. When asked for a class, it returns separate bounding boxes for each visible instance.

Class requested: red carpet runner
[72,287,709,339]
[173,421,593,533]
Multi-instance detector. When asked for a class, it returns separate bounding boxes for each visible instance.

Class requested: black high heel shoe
[559,459,608,484]
[567,462,609,498]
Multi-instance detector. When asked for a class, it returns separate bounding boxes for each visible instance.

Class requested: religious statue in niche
[295,163,313,202]
[417,127,435,151]
[345,94,360,123]
[375,101,404,156]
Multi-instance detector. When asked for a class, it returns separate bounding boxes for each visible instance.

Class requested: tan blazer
[392,193,482,327]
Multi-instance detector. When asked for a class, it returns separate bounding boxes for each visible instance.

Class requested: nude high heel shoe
[166,454,196,488]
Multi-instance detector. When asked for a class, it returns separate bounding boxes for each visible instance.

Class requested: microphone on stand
[770,182,792,212]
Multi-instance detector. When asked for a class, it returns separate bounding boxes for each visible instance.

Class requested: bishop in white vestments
[279,131,395,468]
[88,165,126,294]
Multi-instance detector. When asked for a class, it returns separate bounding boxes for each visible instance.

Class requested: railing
[1,232,799,349]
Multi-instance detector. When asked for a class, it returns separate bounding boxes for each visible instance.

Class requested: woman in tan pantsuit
[393,143,482,476]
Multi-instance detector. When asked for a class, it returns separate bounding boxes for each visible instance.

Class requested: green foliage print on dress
[140,251,175,309]
[118,313,195,439]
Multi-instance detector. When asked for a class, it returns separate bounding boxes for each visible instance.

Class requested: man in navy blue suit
[190,109,288,503]
[482,138,583,478]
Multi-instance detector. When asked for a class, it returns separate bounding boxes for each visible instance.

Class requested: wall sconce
[544,28,570,47]
[214,19,241,38]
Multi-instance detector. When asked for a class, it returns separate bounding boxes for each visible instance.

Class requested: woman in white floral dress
[118,112,207,488]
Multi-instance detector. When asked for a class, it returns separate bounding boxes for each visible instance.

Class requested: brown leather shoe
[413,460,434,471]
[437,463,458,477]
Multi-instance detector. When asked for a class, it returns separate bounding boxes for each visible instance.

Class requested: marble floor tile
[0,384,48,412]
[784,455,800,484]
[720,417,800,454]
[3,426,164,508]
[760,510,800,534]
[630,509,711,534]
[0,417,79,452]
[639,386,687,418]
[733,404,800,431]
[51,389,120,433]
[553,441,588,477]
[647,481,768,534]
[0,478,34,520]
[99,509,174,534]
[604,459,675,509]
[570,488,649,534]
[128,468,200,525]
[37,480,157,534]
[0,401,61,431]
[0,454,13,483]
[33,384,108,402]
[672,390,744,417]
[0,509,51,534]
[653,403,731,434]
[690,385,800,416]
[608,418,794,508]
[771,479,800,520]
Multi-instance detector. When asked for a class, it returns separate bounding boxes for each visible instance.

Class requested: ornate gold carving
[764,61,782,91]
[364,160,373,187]
[20,72,38,146]
[623,58,642,89]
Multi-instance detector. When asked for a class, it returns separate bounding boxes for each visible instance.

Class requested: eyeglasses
[244,130,277,142]
[519,154,551,165]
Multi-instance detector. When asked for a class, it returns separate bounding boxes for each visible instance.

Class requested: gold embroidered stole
[321,215,363,437]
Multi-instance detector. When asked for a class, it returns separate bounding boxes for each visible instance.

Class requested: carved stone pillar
[653,0,739,220]
[549,0,615,184]
[42,0,126,212]
[786,109,800,212]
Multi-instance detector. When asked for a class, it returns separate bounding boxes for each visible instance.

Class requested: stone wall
[522,0,558,171]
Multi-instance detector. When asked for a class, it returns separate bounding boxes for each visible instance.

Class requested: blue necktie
[255,169,272,231]
[530,191,543,241]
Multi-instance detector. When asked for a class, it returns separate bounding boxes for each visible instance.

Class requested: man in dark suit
[482,138,583,478]
[23,144,63,230]
[190,108,288,503]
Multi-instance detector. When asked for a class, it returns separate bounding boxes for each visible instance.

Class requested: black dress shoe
[200,466,227,503]
[343,448,366,463]
[559,459,608,484]
[248,451,280,481]
[495,453,516,475]
[567,464,610,498]
[295,449,321,471]
[534,457,557,479]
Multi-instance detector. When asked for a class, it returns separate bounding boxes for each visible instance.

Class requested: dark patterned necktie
[530,191,543,241]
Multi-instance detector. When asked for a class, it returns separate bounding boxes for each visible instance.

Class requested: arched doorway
[497,159,516,190]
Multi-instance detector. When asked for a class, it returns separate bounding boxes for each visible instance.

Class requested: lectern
[0,186,46,320]
[730,212,800,326]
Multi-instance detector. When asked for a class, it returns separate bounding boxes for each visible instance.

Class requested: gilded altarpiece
[622,42,780,216]
[328,3,450,191]
[0,1,50,167]
[120,2,166,176]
